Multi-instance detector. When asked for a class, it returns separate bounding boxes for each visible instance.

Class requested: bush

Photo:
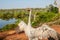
[0,24,17,31]
[32,12,56,27]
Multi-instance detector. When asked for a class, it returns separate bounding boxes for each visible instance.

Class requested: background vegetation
[0,4,60,31]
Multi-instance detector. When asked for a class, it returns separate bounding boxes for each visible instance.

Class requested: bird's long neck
[28,10,31,26]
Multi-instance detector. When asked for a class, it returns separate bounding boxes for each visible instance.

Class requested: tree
[54,0,60,13]
[48,4,58,13]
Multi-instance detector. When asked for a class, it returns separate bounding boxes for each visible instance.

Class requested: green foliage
[52,13,60,21]
[32,12,56,27]
[48,4,58,13]
[0,7,59,30]
[0,24,17,31]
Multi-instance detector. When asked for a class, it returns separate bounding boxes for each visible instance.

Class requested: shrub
[0,24,17,31]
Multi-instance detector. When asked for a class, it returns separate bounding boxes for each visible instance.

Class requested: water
[0,18,16,28]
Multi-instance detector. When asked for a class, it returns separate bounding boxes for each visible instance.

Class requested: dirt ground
[51,25,60,34]
[4,33,28,40]
[0,25,60,40]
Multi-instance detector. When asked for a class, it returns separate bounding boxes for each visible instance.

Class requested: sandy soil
[51,25,60,34]
[0,25,60,40]
[4,33,28,40]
